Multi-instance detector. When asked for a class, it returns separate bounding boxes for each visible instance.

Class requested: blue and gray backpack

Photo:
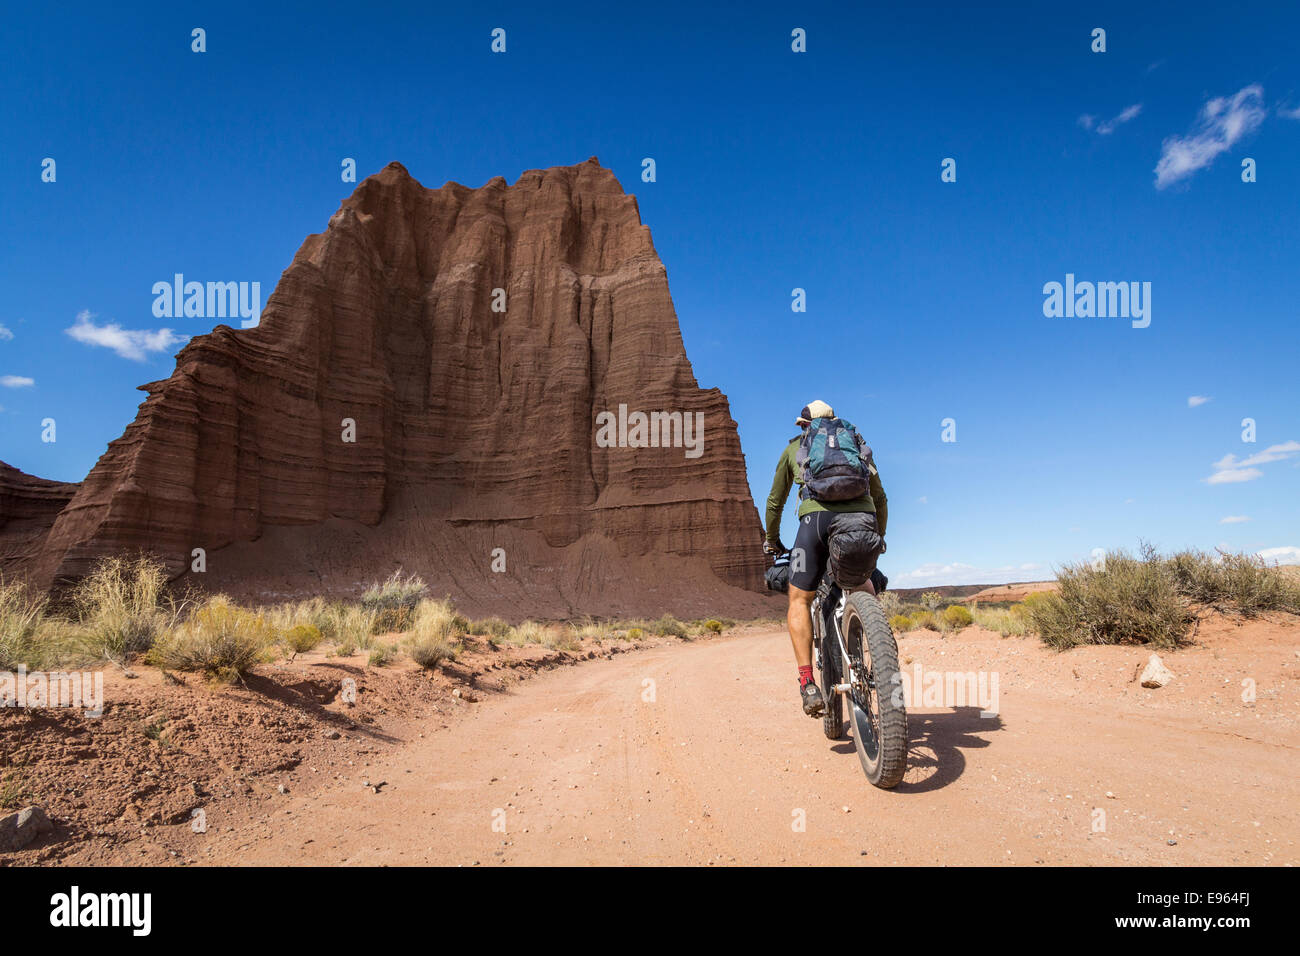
[796,417,872,502]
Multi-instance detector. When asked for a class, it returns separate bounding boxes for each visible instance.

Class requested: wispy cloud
[1257,546,1300,566]
[0,323,13,342]
[1219,515,1250,524]
[65,310,188,362]
[1278,104,1300,120]
[899,561,1045,588]
[1155,85,1266,189]
[1,375,35,388]
[1187,395,1211,408]
[1089,103,1143,135]
[1205,440,1300,484]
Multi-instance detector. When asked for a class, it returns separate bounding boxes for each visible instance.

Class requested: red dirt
[5,613,1297,866]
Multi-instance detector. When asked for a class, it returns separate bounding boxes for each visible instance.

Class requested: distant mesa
[1,160,770,619]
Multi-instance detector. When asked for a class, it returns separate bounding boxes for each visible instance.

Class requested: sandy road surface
[205,625,1299,866]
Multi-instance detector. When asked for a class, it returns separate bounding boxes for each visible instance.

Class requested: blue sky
[2,1,1297,586]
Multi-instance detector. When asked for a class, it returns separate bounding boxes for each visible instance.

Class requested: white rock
[1139,653,1174,689]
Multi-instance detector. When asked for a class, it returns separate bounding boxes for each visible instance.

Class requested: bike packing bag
[826,511,884,588]
[765,552,791,593]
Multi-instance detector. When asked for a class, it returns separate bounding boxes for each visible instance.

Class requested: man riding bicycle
[764,400,888,717]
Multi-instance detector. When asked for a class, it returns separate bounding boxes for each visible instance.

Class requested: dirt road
[205,622,1300,866]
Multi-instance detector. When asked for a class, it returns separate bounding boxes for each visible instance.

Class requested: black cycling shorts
[789,510,881,591]
[789,511,836,591]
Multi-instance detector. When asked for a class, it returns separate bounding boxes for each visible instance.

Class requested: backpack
[796,417,872,502]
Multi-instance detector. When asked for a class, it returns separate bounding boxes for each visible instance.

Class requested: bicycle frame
[812,582,859,700]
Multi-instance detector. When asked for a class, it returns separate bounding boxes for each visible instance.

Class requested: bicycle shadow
[899,706,1002,793]
[831,706,1003,793]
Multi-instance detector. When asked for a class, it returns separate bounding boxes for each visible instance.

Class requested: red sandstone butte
[5,159,773,619]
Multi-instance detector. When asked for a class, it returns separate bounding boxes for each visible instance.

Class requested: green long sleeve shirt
[764,437,888,544]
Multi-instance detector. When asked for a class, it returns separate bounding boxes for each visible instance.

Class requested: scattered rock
[323,730,341,740]
[0,805,54,851]
[1139,654,1175,689]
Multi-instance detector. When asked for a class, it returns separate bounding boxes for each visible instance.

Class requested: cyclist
[764,400,887,716]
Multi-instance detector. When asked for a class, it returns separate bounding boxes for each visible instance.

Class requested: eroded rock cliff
[14,159,770,618]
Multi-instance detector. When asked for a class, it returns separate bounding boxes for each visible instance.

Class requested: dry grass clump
[72,554,172,662]
[147,595,273,682]
[361,571,428,632]
[971,606,1029,637]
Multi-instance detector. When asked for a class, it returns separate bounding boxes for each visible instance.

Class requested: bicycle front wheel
[843,591,907,788]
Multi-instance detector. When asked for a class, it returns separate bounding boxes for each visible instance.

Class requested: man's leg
[787,584,815,668]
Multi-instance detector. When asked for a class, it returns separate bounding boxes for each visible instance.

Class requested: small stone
[0,806,54,851]
[323,730,341,740]
[1139,654,1174,689]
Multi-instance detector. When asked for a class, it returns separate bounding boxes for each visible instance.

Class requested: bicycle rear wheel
[843,591,907,788]
[818,627,844,740]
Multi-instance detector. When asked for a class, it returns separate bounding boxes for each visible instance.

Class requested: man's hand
[763,539,786,556]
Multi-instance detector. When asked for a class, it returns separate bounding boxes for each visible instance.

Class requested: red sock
[798,665,814,687]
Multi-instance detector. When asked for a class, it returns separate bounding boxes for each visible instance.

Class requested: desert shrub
[888,614,913,633]
[367,645,392,667]
[73,555,170,661]
[941,605,974,630]
[651,614,688,639]
[920,591,943,612]
[972,606,1028,637]
[409,636,458,670]
[626,627,644,640]
[282,624,322,659]
[1166,548,1300,615]
[509,620,546,644]
[1017,591,1054,616]
[0,581,48,669]
[326,604,378,649]
[543,627,581,651]
[410,598,462,644]
[910,610,938,631]
[572,619,612,642]
[469,617,512,639]
[266,597,333,637]
[877,591,902,616]
[361,572,427,631]
[148,596,273,680]
[1029,548,1192,650]
[703,619,724,633]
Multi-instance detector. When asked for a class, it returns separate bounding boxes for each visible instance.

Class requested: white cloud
[1097,103,1142,135]
[1,375,34,388]
[0,323,13,341]
[1205,440,1299,484]
[1207,467,1263,484]
[917,496,928,504]
[1219,515,1250,524]
[1156,85,1266,189]
[1078,114,1096,130]
[1278,104,1300,120]
[1187,395,1211,407]
[65,310,188,362]
[899,561,1045,588]
[1257,546,1300,566]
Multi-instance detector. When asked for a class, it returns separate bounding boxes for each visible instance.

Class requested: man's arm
[764,444,794,546]
[869,462,888,537]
